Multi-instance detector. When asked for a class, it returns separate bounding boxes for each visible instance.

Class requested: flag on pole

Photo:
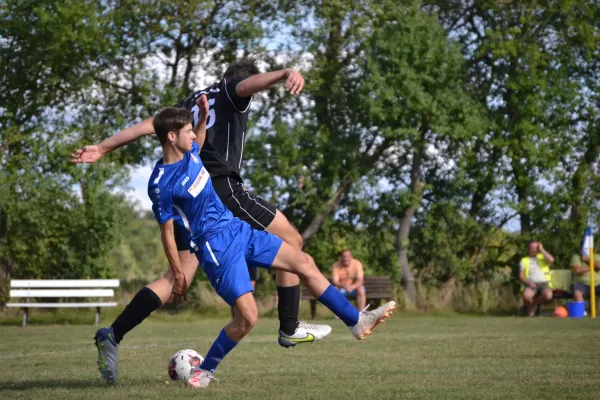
[581,226,594,257]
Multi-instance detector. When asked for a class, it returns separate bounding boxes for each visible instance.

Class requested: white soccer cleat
[278,322,332,348]
[350,301,396,340]
[186,368,218,389]
[298,321,332,340]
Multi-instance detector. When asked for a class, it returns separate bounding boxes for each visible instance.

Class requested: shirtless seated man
[331,249,366,311]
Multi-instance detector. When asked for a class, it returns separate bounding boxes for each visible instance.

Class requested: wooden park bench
[550,269,575,300]
[301,276,393,319]
[6,279,120,327]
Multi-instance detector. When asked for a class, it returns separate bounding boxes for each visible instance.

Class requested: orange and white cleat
[349,301,396,340]
[186,368,218,389]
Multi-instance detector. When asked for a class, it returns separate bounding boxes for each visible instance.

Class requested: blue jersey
[148,142,233,247]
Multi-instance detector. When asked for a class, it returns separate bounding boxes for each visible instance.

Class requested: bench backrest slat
[10,280,119,288]
[301,276,392,299]
[10,289,114,298]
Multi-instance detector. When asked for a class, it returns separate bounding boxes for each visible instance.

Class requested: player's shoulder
[177,82,220,108]
[147,163,170,193]
[189,142,201,161]
[194,82,221,98]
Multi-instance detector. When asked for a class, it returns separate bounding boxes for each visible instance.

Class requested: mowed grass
[1,316,599,399]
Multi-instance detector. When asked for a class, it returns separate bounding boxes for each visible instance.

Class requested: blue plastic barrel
[566,301,586,318]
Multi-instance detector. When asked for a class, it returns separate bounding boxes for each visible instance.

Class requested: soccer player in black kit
[71,59,332,384]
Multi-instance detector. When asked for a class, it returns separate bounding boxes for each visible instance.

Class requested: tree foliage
[2,0,600,308]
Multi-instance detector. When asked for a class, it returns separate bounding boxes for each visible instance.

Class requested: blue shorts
[177,224,260,281]
[194,218,282,306]
[339,286,365,299]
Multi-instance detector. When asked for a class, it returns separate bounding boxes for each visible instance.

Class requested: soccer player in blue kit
[73,61,332,367]
[144,104,395,388]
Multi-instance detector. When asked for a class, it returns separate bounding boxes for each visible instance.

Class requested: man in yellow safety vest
[519,240,554,317]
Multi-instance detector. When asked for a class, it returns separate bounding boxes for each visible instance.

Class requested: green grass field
[1,316,599,399]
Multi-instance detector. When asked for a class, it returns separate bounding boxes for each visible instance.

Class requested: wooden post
[23,297,30,327]
[310,299,317,320]
[95,297,102,325]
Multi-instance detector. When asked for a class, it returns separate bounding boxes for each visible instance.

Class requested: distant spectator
[570,250,600,303]
[331,249,366,311]
[519,241,554,317]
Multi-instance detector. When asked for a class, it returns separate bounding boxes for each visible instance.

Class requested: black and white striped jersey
[175,77,252,182]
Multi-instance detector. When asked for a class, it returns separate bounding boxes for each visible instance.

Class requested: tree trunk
[515,183,531,234]
[397,130,426,304]
[300,177,352,246]
[569,160,585,230]
[569,142,600,233]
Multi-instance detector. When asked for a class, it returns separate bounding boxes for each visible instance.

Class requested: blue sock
[200,329,238,372]
[318,285,359,326]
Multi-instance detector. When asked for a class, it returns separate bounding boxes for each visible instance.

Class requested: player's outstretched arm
[69,117,155,163]
[192,95,209,148]
[235,68,305,97]
[159,219,188,304]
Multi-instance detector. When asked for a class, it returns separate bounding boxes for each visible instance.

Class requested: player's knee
[241,313,258,332]
[235,308,258,332]
[296,252,318,276]
[542,290,553,302]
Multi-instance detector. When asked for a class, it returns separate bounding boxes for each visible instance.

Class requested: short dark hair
[340,248,352,256]
[153,107,193,145]
[224,57,260,80]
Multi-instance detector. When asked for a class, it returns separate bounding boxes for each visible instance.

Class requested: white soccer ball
[168,349,204,381]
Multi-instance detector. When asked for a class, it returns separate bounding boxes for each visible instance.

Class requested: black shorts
[211,175,277,231]
[248,267,259,281]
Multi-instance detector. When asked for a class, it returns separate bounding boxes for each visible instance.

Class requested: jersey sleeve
[224,76,252,112]
[149,180,174,225]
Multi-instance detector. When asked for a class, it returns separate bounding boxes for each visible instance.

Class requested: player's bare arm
[331,262,341,287]
[193,95,209,148]
[519,269,536,289]
[159,219,187,305]
[69,117,155,163]
[538,243,554,264]
[235,68,305,97]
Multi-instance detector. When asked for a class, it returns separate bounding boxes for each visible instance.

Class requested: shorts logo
[191,153,199,164]
[187,167,209,197]
[181,176,190,186]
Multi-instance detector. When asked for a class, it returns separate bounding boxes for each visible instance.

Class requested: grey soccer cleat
[94,327,119,384]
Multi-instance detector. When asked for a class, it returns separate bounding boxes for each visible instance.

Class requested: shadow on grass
[0,379,108,391]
